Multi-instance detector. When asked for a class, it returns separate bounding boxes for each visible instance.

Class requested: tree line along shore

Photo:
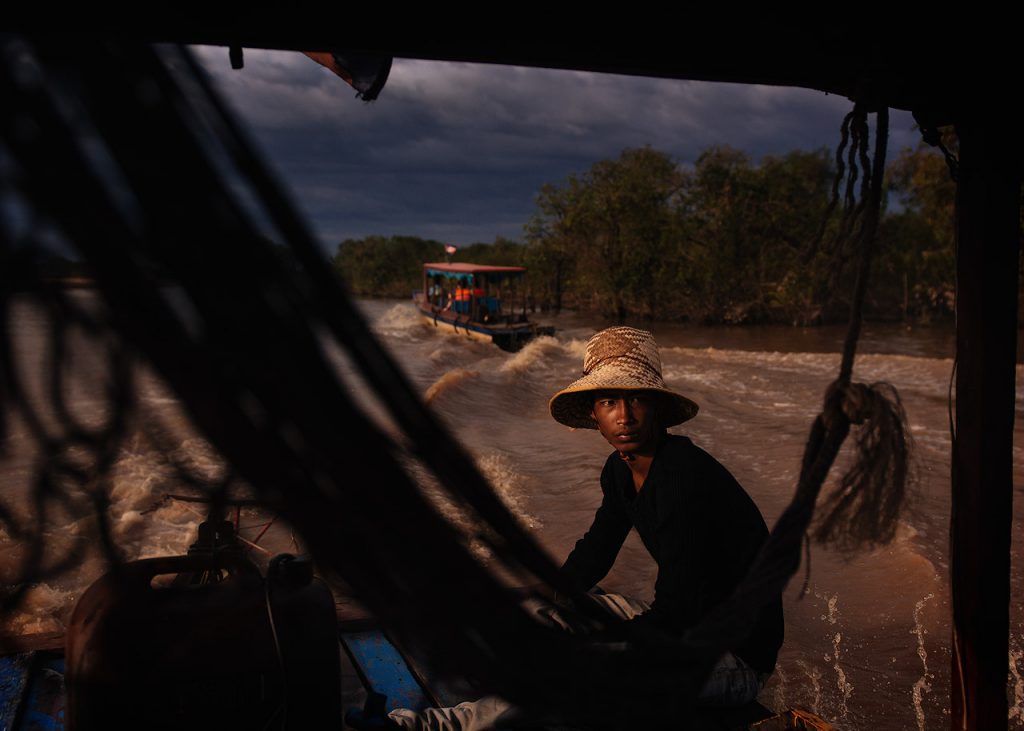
[32,141,1012,327]
[335,142,979,326]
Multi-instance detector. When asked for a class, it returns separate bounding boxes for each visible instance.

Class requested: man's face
[590,390,662,456]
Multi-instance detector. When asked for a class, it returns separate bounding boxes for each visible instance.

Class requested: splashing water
[406,450,541,563]
[764,664,788,711]
[911,593,935,731]
[1010,641,1024,725]
[831,632,852,719]
[498,336,564,375]
[424,369,480,404]
[476,452,541,530]
[821,594,853,722]
[1,583,73,635]
[372,303,430,339]
[797,659,824,714]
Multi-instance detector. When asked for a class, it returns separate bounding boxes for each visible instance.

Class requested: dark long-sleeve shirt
[560,434,783,673]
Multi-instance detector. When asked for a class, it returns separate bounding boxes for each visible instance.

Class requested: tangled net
[0,37,911,725]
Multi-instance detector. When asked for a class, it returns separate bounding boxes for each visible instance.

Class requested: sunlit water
[3,294,1023,730]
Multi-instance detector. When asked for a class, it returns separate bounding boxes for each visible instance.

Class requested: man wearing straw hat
[361,327,782,729]
[548,326,783,706]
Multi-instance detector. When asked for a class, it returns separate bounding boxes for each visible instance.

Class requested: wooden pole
[951,111,1021,730]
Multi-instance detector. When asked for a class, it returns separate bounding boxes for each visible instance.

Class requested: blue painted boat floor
[0,652,65,731]
[339,629,434,713]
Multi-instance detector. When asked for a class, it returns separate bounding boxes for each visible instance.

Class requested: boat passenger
[428,280,444,307]
[548,326,783,704]
[453,285,471,315]
[356,327,783,730]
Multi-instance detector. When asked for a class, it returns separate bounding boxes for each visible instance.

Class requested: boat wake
[371,303,431,340]
[499,336,569,375]
[409,450,541,560]
[476,452,541,531]
[0,583,70,635]
[425,368,480,404]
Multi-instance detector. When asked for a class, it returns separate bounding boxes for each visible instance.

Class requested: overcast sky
[194,47,918,253]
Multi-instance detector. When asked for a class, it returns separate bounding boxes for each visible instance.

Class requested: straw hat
[549,327,699,429]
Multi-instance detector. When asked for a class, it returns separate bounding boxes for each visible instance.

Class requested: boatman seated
[547,326,783,705]
[354,326,783,730]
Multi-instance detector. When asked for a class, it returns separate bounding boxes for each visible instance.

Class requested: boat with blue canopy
[414,262,554,351]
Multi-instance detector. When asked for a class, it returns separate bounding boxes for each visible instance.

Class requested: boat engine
[64,512,341,730]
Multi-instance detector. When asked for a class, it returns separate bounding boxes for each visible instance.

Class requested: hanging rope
[776,103,911,557]
[813,104,913,551]
[915,112,960,183]
[686,104,912,662]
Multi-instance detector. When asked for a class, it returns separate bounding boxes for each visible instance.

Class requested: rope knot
[823,381,877,427]
[815,381,913,550]
[842,382,873,424]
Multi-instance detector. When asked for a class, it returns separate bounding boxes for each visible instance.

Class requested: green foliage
[525,142,962,325]
[527,147,685,319]
[681,147,835,322]
[452,237,527,267]
[334,235,446,296]
[333,142,961,326]
[876,144,957,321]
[333,235,533,299]
[527,145,840,323]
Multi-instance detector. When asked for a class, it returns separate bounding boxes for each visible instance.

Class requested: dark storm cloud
[194,47,918,250]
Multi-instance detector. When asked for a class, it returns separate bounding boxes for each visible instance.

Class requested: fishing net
[0,37,911,726]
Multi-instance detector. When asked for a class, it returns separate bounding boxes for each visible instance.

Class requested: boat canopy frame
[423,262,526,283]
[421,262,529,321]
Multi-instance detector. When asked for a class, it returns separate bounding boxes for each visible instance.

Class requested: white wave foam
[763,664,787,715]
[475,452,541,530]
[560,337,588,358]
[662,347,955,399]
[425,368,480,404]
[795,659,823,715]
[373,303,429,338]
[822,594,854,722]
[911,593,935,731]
[1010,642,1024,725]
[499,336,569,375]
[0,583,72,635]
[409,451,540,563]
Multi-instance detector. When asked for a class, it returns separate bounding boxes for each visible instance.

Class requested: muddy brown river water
[2,294,1022,730]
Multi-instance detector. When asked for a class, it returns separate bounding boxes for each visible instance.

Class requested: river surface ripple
[2,296,1022,730]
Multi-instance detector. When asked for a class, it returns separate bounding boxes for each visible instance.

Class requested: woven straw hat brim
[549,374,699,430]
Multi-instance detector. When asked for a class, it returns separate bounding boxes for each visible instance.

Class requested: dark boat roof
[424,262,526,275]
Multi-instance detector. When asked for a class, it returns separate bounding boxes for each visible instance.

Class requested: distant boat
[414,262,554,352]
